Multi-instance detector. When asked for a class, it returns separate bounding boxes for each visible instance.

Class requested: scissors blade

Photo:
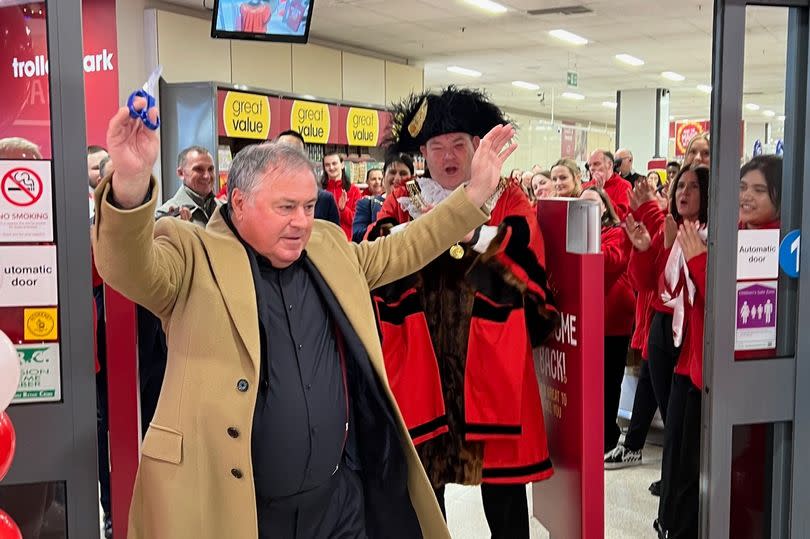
[142,64,163,94]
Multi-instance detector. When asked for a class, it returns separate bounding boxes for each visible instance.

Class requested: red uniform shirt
[325,179,362,240]
[628,200,668,356]
[683,252,708,389]
[584,173,632,221]
[602,225,634,336]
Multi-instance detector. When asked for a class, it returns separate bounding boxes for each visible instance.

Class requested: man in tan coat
[93,98,516,538]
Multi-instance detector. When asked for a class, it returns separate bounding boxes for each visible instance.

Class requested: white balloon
[0,330,20,412]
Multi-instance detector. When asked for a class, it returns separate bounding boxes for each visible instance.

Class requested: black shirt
[222,207,348,500]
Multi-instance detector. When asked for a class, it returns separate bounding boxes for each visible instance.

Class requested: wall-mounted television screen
[211,0,314,43]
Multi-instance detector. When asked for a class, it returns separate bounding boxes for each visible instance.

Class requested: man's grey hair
[177,145,211,169]
[0,137,41,159]
[227,142,316,201]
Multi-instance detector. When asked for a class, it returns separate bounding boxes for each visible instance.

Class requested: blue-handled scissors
[127,65,162,131]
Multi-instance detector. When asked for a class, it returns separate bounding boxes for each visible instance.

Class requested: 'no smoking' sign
[0,160,53,243]
[2,167,44,207]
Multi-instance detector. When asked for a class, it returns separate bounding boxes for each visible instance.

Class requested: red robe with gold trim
[368,182,558,487]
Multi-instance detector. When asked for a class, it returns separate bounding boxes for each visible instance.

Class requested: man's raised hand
[465,124,517,209]
[106,96,160,209]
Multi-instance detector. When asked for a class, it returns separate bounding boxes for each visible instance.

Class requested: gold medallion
[449,243,464,259]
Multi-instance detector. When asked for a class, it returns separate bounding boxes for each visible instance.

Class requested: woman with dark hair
[322,151,362,239]
[646,171,663,189]
[352,154,414,242]
[739,154,781,230]
[531,171,554,201]
[625,166,711,538]
[580,186,634,454]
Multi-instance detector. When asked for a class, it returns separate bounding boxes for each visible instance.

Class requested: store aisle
[447,442,663,538]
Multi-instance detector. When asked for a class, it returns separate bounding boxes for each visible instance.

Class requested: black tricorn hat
[385,86,509,155]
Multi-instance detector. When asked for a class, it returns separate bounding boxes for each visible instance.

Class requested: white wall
[140,8,423,107]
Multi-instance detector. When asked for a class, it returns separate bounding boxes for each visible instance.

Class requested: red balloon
[0,510,21,539]
[0,413,15,482]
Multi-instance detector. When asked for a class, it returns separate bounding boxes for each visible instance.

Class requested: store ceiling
[168,0,789,127]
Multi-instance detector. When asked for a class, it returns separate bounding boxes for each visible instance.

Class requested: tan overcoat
[91,176,488,539]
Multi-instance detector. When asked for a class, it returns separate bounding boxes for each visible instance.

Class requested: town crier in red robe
[367,87,559,538]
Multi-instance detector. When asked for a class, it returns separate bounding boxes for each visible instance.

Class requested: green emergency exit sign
[567,71,578,87]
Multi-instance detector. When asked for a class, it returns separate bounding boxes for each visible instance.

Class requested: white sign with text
[0,160,53,242]
[737,229,780,280]
[0,245,58,307]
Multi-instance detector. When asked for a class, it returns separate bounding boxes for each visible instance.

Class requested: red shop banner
[560,121,576,158]
[336,106,392,147]
[280,99,340,145]
[0,0,119,157]
[216,89,282,141]
[532,198,605,539]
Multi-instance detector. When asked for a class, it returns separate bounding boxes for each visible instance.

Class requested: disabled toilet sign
[735,281,777,351]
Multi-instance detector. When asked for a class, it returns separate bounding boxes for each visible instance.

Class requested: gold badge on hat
[408,98,428,137]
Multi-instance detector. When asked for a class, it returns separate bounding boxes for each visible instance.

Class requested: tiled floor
[447,440,663,538]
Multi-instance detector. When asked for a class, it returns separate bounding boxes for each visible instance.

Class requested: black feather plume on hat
[385,86,510,155]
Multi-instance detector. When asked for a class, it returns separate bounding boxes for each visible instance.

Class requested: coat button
[227,427,240,438]
[231,468,243,479]
[236,379,249,392]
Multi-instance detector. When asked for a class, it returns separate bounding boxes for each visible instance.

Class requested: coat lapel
[198,208,261,372]
[306,227,379,360]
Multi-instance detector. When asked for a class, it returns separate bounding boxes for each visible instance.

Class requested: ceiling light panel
[615,54,644,66]
[661,71,686,81]
[447,65,482,77]
[549,29,589,45]
[512,81,540,90]
[462,0,508,14]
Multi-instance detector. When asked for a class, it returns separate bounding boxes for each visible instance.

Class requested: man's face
[367,170,384,196]
[587,151,612,182]
[231,166,318,268]
[614,150,633,176]
[667,164,680,183]
[87,150,108,188]
[420,132,478,190]
[178,151,215,197]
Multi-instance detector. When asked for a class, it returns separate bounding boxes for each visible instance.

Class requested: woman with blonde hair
[550,158,583,198]
[684,133,710,169]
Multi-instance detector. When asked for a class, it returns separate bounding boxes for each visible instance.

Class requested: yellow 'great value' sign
[223,91,271,140]
[291,101,330,144]
[346,108,379,147]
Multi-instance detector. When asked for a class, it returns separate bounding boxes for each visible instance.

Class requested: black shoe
[649,479,661,497]
[103,513,113,538]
